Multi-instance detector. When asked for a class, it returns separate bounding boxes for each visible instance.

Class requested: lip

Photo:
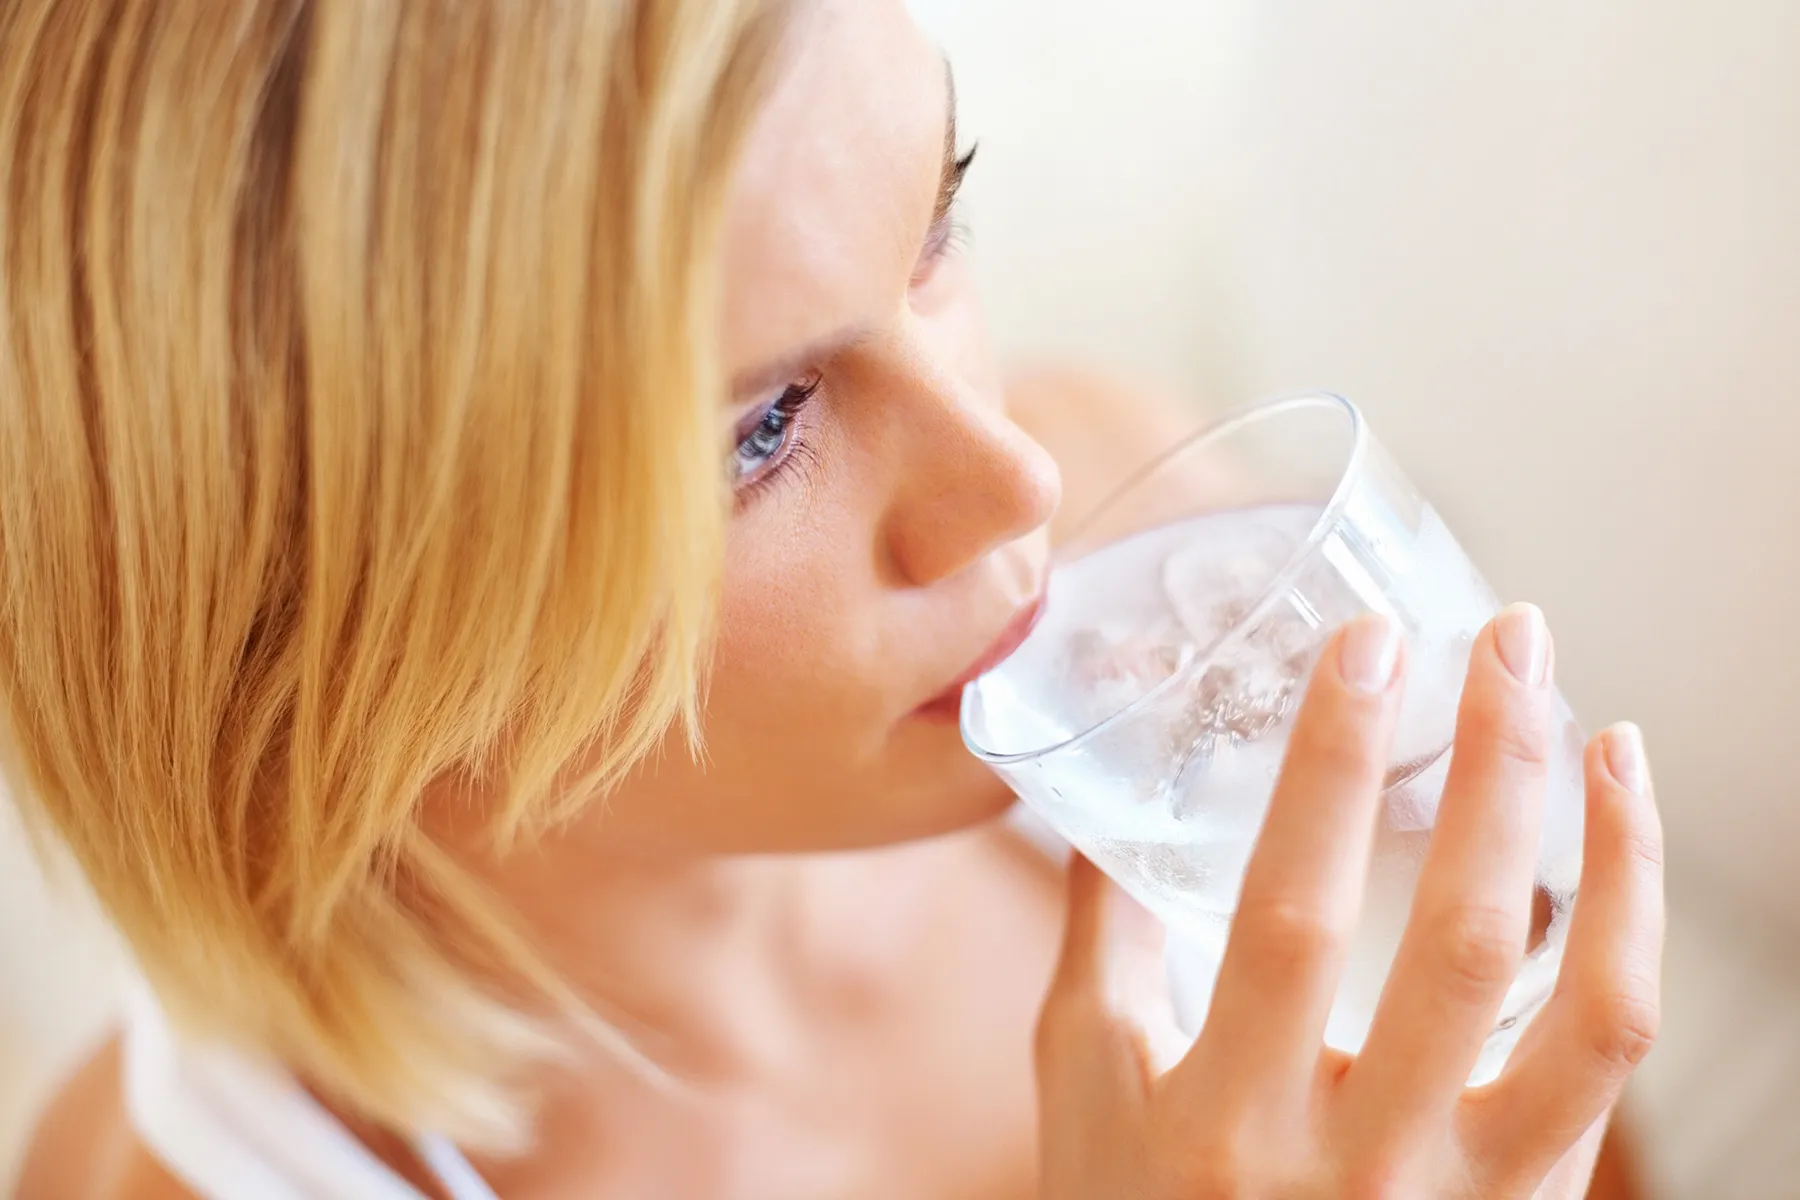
[915,591,1048,722]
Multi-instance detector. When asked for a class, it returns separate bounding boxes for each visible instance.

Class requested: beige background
[6,1,1800,1193]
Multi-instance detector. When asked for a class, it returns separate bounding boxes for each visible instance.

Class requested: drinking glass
[962,393,1585,1082]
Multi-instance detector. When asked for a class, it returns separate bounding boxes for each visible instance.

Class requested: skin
[15,1,1664,1197]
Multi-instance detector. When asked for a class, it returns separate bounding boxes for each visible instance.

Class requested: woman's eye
[735,407,789,475]
[911,212,967,288]
[913,144,977,288]
[732,375,822,487]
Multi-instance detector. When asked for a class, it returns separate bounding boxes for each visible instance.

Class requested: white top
[119,808,1207,1199]
[123,981,497,1200]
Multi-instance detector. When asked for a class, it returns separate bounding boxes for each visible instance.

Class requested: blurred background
[5,1,1799,1194]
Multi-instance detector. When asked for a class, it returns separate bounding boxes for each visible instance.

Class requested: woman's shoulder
[12,1036,197,1200]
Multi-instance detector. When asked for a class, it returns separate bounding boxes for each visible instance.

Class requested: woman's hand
[1033,606,1664,1198]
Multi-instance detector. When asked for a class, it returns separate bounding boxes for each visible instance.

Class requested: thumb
[1048,853,1123,1000]
[1038,856,1187,1089]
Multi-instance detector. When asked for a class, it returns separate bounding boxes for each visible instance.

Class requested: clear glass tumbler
[962,393,1585,1083]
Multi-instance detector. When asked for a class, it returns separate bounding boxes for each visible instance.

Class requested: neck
[324,798,975,1196]
[457,831,955,1195]
[321,839,858,1197]
[492,840,826,1079]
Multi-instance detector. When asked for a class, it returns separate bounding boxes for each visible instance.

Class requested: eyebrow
[730,56,962,404]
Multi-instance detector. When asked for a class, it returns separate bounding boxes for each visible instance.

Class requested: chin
[863,732,1021,846]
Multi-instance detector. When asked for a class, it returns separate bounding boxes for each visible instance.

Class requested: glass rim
[961,390,1369,767]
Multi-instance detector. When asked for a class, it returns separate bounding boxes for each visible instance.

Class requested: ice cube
[1173,608,1318,750]
[1160,521,1301,650]
[1062,619,1195,730]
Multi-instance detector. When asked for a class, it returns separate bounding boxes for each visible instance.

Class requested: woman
[2,0,1662,1196]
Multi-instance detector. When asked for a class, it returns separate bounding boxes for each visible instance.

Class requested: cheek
[708,505,884,734]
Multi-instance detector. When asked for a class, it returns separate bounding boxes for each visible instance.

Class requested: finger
[1168,612,1403,1108]
[1035,859,1149,1189]
[1343,604,1553,1141]
[1036,856,1179,1101]
[1458,724,1663,1189]
[1046,854,1172,1007]
[1048,852,1115,1002]
[1532,1112,1612,1200]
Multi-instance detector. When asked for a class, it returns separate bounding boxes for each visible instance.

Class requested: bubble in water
[1088,834,1245,926]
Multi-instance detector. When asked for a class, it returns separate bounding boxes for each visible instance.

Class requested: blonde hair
[0,0,788,1146]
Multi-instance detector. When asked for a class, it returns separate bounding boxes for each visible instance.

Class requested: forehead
[718,0,946,387]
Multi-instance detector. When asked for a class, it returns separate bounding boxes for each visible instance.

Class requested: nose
[880,370,1062,588]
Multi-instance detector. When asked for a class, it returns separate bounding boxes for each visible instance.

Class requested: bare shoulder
[12,1037,195,1200]
[1004,365,1206,542]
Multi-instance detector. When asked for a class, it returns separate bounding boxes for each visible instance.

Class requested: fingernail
[1494,603,1549,686]
[1604,722,1647,794]
[1338,613,1401,694]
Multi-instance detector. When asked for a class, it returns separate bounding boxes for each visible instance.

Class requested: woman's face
[596,0,1060,854]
